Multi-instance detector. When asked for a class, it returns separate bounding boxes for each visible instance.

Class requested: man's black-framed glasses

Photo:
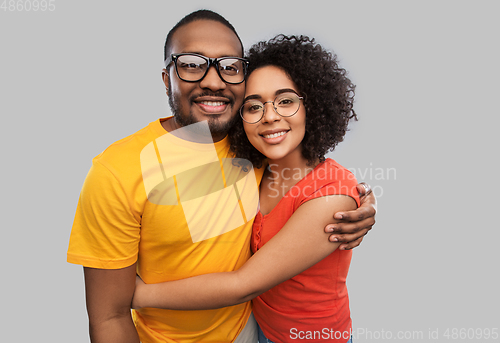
[240,92,304,124]
[165,53,249,85]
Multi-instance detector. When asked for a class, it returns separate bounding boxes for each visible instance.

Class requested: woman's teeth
[263,131,287,139]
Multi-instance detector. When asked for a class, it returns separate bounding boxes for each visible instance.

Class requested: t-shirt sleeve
[298,164,361,208]
[67,160,141,269]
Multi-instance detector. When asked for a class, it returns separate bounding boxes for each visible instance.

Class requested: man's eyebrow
[176,51,205,56]
[177,52,243,58]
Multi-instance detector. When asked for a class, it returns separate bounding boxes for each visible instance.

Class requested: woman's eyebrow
[243,94,261,102]
[275,88,298,96]
[243,88,299,103]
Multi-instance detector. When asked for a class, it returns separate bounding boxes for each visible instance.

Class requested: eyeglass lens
[175,54,246,84]
[241,93,301,124]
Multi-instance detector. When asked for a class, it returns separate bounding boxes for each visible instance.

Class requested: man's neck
[161,117,226,144]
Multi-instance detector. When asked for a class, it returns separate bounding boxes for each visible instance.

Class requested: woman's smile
[259,129,290,143]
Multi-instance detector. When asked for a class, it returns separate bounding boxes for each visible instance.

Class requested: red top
[251,159,360,342]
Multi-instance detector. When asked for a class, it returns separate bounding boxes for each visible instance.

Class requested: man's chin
[205,115,237,136]
[174,111,238,138]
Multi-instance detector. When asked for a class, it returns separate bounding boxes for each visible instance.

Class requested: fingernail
[331,237,338,242]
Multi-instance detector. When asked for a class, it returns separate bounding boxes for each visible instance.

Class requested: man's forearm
[89,313,139,343]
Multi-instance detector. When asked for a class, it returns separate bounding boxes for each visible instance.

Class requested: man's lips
[194,97,231,114]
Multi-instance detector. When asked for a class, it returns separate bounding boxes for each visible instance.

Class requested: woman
[133,35,359,343]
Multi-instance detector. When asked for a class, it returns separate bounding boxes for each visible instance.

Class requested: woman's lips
[260,130,289,144]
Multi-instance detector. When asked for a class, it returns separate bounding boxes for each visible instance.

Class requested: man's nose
[199,65,226,91]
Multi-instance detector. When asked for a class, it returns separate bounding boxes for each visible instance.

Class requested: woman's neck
[267,145,318,181]
[259,149,320,215]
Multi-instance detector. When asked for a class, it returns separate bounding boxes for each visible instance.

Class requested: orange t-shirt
[251,158,360,342]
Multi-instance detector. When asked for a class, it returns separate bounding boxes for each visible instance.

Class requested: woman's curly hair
[228,34,357,168]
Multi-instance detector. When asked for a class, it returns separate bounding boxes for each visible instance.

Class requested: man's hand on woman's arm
[84,263,139,343]
[325,182,377,250]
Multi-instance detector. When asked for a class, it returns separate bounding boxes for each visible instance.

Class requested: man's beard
[168,90,239,139]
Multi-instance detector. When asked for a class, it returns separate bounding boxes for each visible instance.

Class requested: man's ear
[162,68,170,96]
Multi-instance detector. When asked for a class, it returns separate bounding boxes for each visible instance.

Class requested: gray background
[1,0,498,342]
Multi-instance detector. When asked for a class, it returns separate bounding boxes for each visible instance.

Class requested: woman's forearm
[134,271,257,310]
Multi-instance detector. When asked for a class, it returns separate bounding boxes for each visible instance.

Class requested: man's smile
[193,96,232,114]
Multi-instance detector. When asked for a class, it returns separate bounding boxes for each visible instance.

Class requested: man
[67,10,376,343]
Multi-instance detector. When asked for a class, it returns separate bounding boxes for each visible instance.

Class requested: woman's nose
[261,102,281,123]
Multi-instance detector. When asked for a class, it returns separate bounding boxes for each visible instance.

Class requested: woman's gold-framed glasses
[240,92,304,124]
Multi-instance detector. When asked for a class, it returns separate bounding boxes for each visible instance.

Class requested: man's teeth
[200,101,225,106]
[263,131,287,139]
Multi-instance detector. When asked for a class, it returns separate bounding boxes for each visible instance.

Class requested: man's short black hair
[164,9,244,62]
